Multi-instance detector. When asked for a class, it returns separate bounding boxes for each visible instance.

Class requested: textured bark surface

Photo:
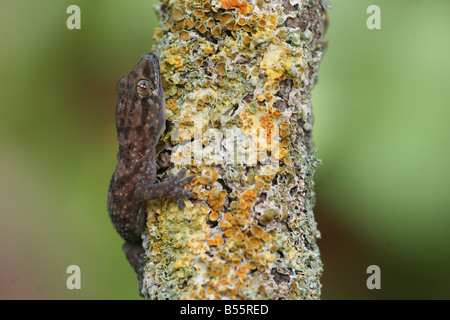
[140,0,328,299]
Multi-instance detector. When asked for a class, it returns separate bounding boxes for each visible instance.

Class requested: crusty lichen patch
[141,0,327,300]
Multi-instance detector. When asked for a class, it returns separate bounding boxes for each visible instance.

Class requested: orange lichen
[220,12,234,28]
[193,9,205,18]
[251,225,264,239]
[172,8,185,21]
[224,212,232,221]
[209,212,219,221]
[236,264,250,279]
[238,1,254,15]
[211,24,222,37]
[198,176,211,184]
[220,0,240,10]
[219,220,232,230]
[215,235,224,246]
[234,232,245,242]
[262,233,272,242]
[208,187,227,212]
[248,237,261,248]
[183,17,194,29]
[237,187,258,202]
[217,63,226,76]
[220,0,254,15]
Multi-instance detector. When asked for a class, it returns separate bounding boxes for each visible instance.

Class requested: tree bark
[141,0,328,299]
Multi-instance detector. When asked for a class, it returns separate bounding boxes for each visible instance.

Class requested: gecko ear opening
[116,75,128,97]
[136,78,153,98]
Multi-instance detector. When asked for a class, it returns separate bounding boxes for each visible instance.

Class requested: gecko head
[116,53,164,104]
[115,53,166,140]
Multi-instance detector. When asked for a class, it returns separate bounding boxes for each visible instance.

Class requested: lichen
[141,0,327,300]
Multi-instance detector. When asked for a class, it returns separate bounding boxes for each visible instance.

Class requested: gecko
[107,53,195,292]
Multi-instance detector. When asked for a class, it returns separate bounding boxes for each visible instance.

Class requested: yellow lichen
[260,44,290,80]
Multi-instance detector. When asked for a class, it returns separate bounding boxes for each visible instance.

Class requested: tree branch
[141,0,328,300]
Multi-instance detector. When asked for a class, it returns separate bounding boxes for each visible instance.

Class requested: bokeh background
[0,0,448,299]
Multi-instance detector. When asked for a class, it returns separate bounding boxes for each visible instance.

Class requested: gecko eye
[136,78,153,98]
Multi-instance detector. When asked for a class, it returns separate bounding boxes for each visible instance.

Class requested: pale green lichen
[141,0,327,300]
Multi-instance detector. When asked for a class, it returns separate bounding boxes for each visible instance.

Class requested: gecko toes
[177,188,194,198]
[175,169,188,179]
[179,175,196,187]
[177,199,186,210]
[169,170,195,185]
[169,169,187,181]
[173,194,186,209]
[171,186,195,210]
[167,169,197,209]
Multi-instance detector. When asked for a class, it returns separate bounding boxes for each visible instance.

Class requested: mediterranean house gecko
[107,53,195,291]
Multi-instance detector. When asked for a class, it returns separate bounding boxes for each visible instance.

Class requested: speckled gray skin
[107,53,195,287]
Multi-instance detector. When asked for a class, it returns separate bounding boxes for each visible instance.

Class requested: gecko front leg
[134,169,195,209]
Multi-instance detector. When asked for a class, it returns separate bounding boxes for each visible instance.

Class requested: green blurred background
[0,0,448,299]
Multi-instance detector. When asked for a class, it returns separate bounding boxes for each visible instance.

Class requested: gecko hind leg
[122,242,145,296]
